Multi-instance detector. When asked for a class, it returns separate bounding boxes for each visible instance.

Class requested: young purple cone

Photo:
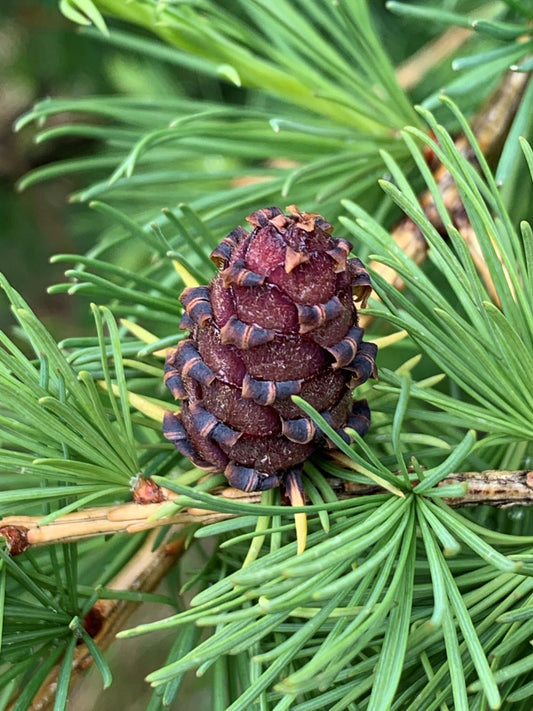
[163,206,377,493]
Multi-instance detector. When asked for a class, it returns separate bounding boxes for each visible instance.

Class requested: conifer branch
[2,469,533,554]
[5,3,533,709]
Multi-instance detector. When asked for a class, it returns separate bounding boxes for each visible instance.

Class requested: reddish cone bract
[163,206,377,492]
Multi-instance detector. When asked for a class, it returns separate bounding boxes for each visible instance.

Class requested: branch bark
[340,467,533,508]
[3,469,533,554]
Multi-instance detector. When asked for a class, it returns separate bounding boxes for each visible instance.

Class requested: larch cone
[163,206,377,493]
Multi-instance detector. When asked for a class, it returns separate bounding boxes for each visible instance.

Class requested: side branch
[360,70,530,328]
[6,529,186,711]
[2,469,533,553]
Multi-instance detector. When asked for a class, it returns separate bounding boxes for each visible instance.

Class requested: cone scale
[163,206,377,492]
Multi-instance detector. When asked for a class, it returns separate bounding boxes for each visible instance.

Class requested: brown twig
[330,458,533,508]
[360,70,531,328]
[396,26,474,91]
[0,487,250,553]
[3,469,533,555]
[437,469,533,507]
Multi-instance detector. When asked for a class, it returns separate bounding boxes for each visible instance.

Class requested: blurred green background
[1,0,115,333]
